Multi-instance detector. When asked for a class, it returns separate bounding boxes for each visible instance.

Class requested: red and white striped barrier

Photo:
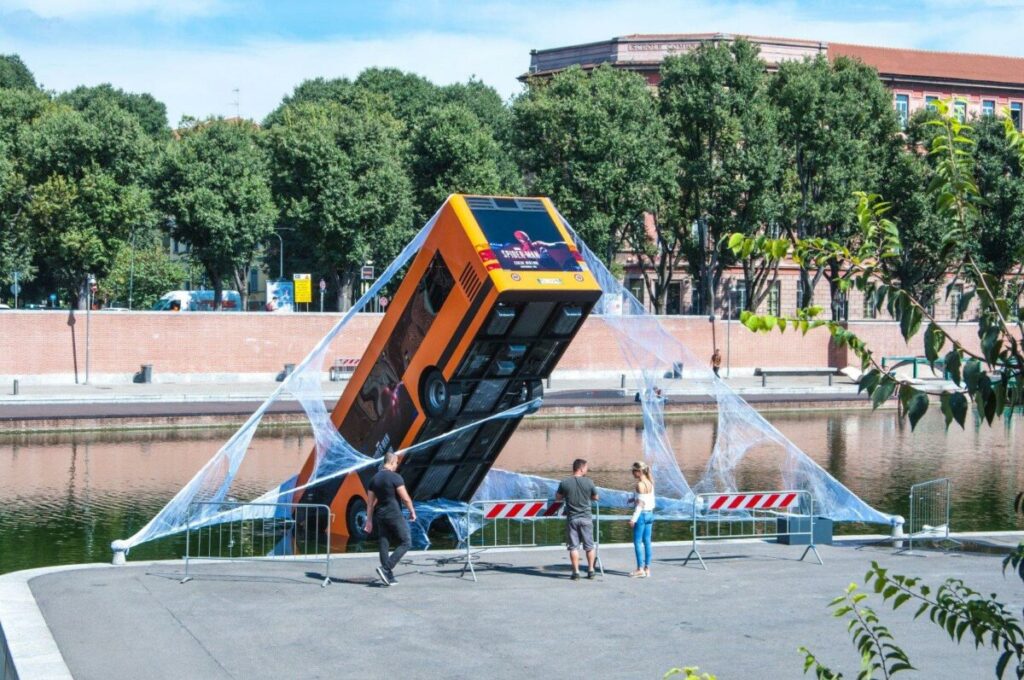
[705,492,799,512]
[685,489,823,571]
[483,500,564,519]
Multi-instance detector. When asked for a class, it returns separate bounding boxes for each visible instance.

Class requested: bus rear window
[470,205,582,272]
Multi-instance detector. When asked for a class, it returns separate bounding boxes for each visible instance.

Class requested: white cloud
[0,0,223,19]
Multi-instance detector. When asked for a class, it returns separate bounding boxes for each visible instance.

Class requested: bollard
[546,376,551,389]
[12,379,18,396]
[891,515,906,550]
[111,539,129,566]
[620,373,626,389]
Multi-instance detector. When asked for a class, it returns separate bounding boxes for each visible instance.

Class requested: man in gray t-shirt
[556,458,599,580]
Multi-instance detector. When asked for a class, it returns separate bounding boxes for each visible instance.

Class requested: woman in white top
[629,460,655,578]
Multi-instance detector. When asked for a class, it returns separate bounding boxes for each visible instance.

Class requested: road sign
[293,273,312,304]
[319,278,326,291]
[361,265,374,281]
[9,283,19,296]
[379,296,389,308]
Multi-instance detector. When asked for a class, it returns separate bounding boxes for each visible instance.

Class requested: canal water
[0,409,1020,574]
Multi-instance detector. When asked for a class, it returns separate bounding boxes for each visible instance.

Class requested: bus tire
[420,367,450,418]
[347,497,370,541]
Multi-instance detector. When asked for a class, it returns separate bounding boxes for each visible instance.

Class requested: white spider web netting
[113,199,892,558]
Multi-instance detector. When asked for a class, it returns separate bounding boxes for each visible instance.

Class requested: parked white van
[152,290,243,311]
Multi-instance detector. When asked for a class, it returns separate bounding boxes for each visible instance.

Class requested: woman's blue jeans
[633,511,654,569]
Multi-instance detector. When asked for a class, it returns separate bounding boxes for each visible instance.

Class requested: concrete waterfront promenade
[0,374,882,431]
[2,536,1021,679]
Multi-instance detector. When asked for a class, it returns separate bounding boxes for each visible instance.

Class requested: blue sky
[1,0,1023,125]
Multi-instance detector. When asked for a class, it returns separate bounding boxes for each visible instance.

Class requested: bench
[329,358,359,381]
[755,367,837,387]
[881,356,948,379]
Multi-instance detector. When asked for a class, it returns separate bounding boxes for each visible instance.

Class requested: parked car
[152,290,242,311]
[0,303,10,310]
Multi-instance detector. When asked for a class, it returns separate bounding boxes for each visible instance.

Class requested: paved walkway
[0,375,878,426]
[15,538,1024,679]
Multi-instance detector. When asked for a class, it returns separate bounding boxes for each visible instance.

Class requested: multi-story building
[525,34,1024,320]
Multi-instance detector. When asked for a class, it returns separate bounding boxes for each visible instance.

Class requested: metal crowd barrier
[906,478,960,553]
[683,490,823,570]
[181,501,333,587]
[461,498,604,582]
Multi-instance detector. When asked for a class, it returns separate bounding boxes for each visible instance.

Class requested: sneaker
[570,571,580,581]
[386,570,398,585]
[587,570,597,580]
[375,566,391,587]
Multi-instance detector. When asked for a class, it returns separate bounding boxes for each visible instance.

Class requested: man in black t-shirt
[556,458,599,580]
[364,452,416,586]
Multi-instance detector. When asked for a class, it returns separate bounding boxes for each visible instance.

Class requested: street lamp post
[128,228,137,310]
[85,274,96,385]
[271,231,284,281]
[726,284,736,379]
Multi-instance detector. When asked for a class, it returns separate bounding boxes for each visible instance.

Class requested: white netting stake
[111,539,129,565]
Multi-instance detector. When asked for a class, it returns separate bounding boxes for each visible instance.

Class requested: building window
[894,94,909,128]
[731,282,748,319]
[690,287,703,315]
[863,290,877,319]
[767,281,781,317]
[248,267,260,294]
[925,95,939,112]
[834,292,849,321]
[628,278,644,306]
[982,100,996,117]
[667,281,681,315]
[949,283,964,321]
[954,100,967,123]
[1012,102,1023,131]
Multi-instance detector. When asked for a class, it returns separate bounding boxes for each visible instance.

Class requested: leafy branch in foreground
[728,99,1024,430]
[801,552,1024,680]
[799,582,914,680]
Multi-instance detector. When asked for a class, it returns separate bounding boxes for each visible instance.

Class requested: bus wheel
[347,497,370,541]
[420,368,450,418]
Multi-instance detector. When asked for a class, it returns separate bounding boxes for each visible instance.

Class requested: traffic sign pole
[319,278,326,313]
[12,272,18,310]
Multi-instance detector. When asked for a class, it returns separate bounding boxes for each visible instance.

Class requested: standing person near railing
[555,458,600,581]
[628,461,656,578]
[364,452,416,587]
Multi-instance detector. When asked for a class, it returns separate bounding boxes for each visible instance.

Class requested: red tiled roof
[829,42,1024,86]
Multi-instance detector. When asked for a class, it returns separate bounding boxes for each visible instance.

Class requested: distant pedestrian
[711,348,722,378]
[364,453,416,587]
[628,461,656,578]
[556,458,599,580]
[265,296,278,312]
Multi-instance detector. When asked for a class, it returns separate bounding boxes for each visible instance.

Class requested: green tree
[266,101,414,311]
[409,103,515,216]
[769,55,901,319]
[512,65,674,267]
[15,100,157,306]
[659,38,784,315]
[97,236,187,309]
[0,141,34,288]
[0,54,36,90]
[262,77,360,128]
[58,84,169,138]
[731,101,1024,430]
[155,119,276,310]
[971,114,1024,280]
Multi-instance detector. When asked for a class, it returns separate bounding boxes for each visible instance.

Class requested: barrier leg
[683,519,707,571]
[683,546,707,571]
[800,544,823,565]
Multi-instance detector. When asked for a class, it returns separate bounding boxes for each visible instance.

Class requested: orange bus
[294,195,602,539]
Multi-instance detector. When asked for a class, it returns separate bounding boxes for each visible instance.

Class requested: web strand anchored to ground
[113,198,892,558]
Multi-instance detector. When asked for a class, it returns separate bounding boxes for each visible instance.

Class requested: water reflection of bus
[294,195,602,539]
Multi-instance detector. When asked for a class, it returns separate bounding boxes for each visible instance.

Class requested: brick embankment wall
[0,311,986,384]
